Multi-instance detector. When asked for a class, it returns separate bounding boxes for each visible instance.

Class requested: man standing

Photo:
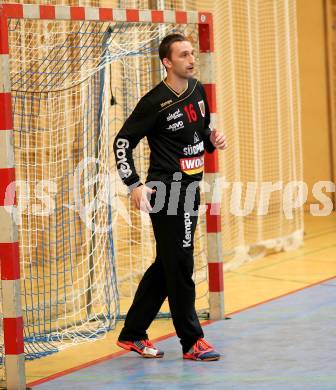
[113,33,227,361]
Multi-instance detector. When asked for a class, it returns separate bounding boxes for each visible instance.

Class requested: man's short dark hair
[158,33,189,62]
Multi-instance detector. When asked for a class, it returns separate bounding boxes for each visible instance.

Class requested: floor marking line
[28,320,214,387]
[28,276,335,388]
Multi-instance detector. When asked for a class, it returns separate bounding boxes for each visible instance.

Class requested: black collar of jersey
[158,78,199,112]
[161,78,198,100]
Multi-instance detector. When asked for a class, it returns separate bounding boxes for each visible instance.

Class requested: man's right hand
[131,185,156,213]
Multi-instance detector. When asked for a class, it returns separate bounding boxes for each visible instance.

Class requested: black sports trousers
[118,183,204,353]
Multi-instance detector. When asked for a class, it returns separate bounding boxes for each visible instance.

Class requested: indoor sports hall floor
[26,212,336,389]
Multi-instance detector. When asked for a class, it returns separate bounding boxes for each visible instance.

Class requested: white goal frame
[0,3,223,388]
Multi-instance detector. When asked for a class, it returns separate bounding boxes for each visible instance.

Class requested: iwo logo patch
[179,155,204,175]
[198,100,205,117]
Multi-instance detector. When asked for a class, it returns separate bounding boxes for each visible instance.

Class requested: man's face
[163,40,195,79]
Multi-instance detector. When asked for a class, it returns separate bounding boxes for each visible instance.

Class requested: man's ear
[162,57,171,69]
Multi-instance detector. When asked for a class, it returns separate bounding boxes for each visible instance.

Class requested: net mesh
[214,0,303,269]
[0,18,208,370]
[0,0,303,381]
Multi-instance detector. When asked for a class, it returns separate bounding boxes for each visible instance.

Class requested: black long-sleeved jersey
[113,78,216,191]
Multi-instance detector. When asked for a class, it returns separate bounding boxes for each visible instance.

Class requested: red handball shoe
[183,338,220,361]
[117,339,164,358]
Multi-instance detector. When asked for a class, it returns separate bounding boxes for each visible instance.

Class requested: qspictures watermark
[2,158,335,233]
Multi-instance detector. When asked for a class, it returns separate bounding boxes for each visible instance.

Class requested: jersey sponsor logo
[183,212,192,248]
[115,138,132,179]
[167,108,183,122]
[194,132,200,143]
[179,155,204,175]
[160,99,173,108]
[183,140,204,156]
[198,100,205,117]
[167,120,184,132]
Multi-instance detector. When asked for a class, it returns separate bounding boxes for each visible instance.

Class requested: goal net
[0,1,304,385]
[0,11,208,372]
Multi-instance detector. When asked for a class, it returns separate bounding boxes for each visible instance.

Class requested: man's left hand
[210,130,227,150]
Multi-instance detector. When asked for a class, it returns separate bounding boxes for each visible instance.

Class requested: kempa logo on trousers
[167,120,184,132]
[115,138,132,179]
[183,212,192,247]
[167,109,183,122]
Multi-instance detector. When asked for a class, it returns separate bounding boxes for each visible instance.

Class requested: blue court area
[36,280,336,390]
